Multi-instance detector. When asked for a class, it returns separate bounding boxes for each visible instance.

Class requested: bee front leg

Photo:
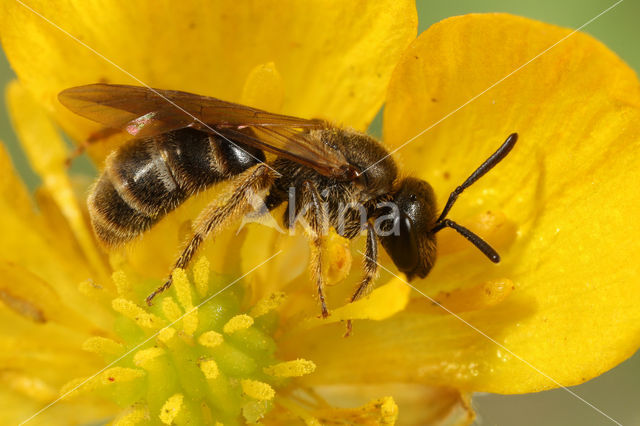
[300,181,330,318]
[345,222,379,336]
[146,163,276,305]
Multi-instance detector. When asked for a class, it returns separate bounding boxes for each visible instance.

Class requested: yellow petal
[0,0,417,151]
[6,80,109,283]
[307,14,640,393]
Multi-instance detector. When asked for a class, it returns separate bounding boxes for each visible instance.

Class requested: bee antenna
[434,133,517,224]
[431,133,517,263]
[432,219,500,263]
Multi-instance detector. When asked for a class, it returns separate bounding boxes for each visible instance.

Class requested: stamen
[264,359,316,377]
[200,359,220,379]
[159,393,184,425]
[249,292,286,317]
[112,298,165,329]
[172,268,193,309]
[182,309,199,336]
[161,297,183,322]
[133,348,166,369]
[112,270,131,297]
[112,405,149,426]
[81,336,124,357]
[240,379,275,401]
[223,314,254,334]
[198,331,224,348]
[100,367,144,385]
[192,257,210,297]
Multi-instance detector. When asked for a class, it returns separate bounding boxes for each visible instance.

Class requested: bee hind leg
[146,163,276,305]
[300,181,330,318]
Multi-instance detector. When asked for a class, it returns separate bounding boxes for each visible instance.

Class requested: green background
[1,0,638,425]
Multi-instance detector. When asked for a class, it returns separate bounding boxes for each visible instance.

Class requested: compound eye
[382,212,420,273]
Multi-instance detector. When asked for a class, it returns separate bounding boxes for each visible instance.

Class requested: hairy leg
[345,222,378,336]
[146,163,276,305]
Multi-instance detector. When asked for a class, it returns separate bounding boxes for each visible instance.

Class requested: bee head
[377,177,438,280]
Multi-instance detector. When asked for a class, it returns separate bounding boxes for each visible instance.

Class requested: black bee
[59,84,516,322]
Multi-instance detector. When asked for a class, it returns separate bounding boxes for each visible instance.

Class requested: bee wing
[59,84,355,179]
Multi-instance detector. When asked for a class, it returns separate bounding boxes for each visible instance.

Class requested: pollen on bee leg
[159,393,184,425]
[323,229,352,286]
[263,359,316,378]
[413,278,515,315]
[438,210,517,257]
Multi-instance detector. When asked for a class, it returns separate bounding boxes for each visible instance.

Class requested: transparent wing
[59,84,355,178]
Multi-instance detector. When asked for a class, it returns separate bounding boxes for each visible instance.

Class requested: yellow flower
[1,1,639,425]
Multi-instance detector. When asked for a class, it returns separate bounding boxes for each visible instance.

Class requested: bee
[59,84,517,322]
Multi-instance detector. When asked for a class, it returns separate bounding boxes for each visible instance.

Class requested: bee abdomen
[89,128,265,246]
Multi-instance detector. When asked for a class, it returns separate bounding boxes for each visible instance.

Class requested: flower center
[63,257,315,424]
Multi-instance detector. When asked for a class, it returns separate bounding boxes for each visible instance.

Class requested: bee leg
[345,222,378,336]
[66,127,123,167]
[146,163,276,305]
[301,180,330,318]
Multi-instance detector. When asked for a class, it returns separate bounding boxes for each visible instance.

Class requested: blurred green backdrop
[1,0,638,425]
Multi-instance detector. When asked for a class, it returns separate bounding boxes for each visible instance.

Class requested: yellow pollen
[159,393,184,424]
[133,347,166,367]
[198,331,224,348]
[112,298,165,329]
[161,297,183,322]
[240,379,275,401]
[59,377,95,399]
[200,359,219,379]
[172,268,193,309]
[249,292,286,318]
[113,405,149,426]
[183,309,199,335]
[158,327,177,344]
[324,229,352,286]
[223,314,254,334]
[193,257,210,297]
[100,367,145,385]
[264,359,316,378]
[112,270,131,296]
[81,336,124,357]
[379,397,399,425]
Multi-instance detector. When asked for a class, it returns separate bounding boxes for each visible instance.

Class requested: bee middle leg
[146,163,276,305]
[345,222,378,336]
[300,180,331,318]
